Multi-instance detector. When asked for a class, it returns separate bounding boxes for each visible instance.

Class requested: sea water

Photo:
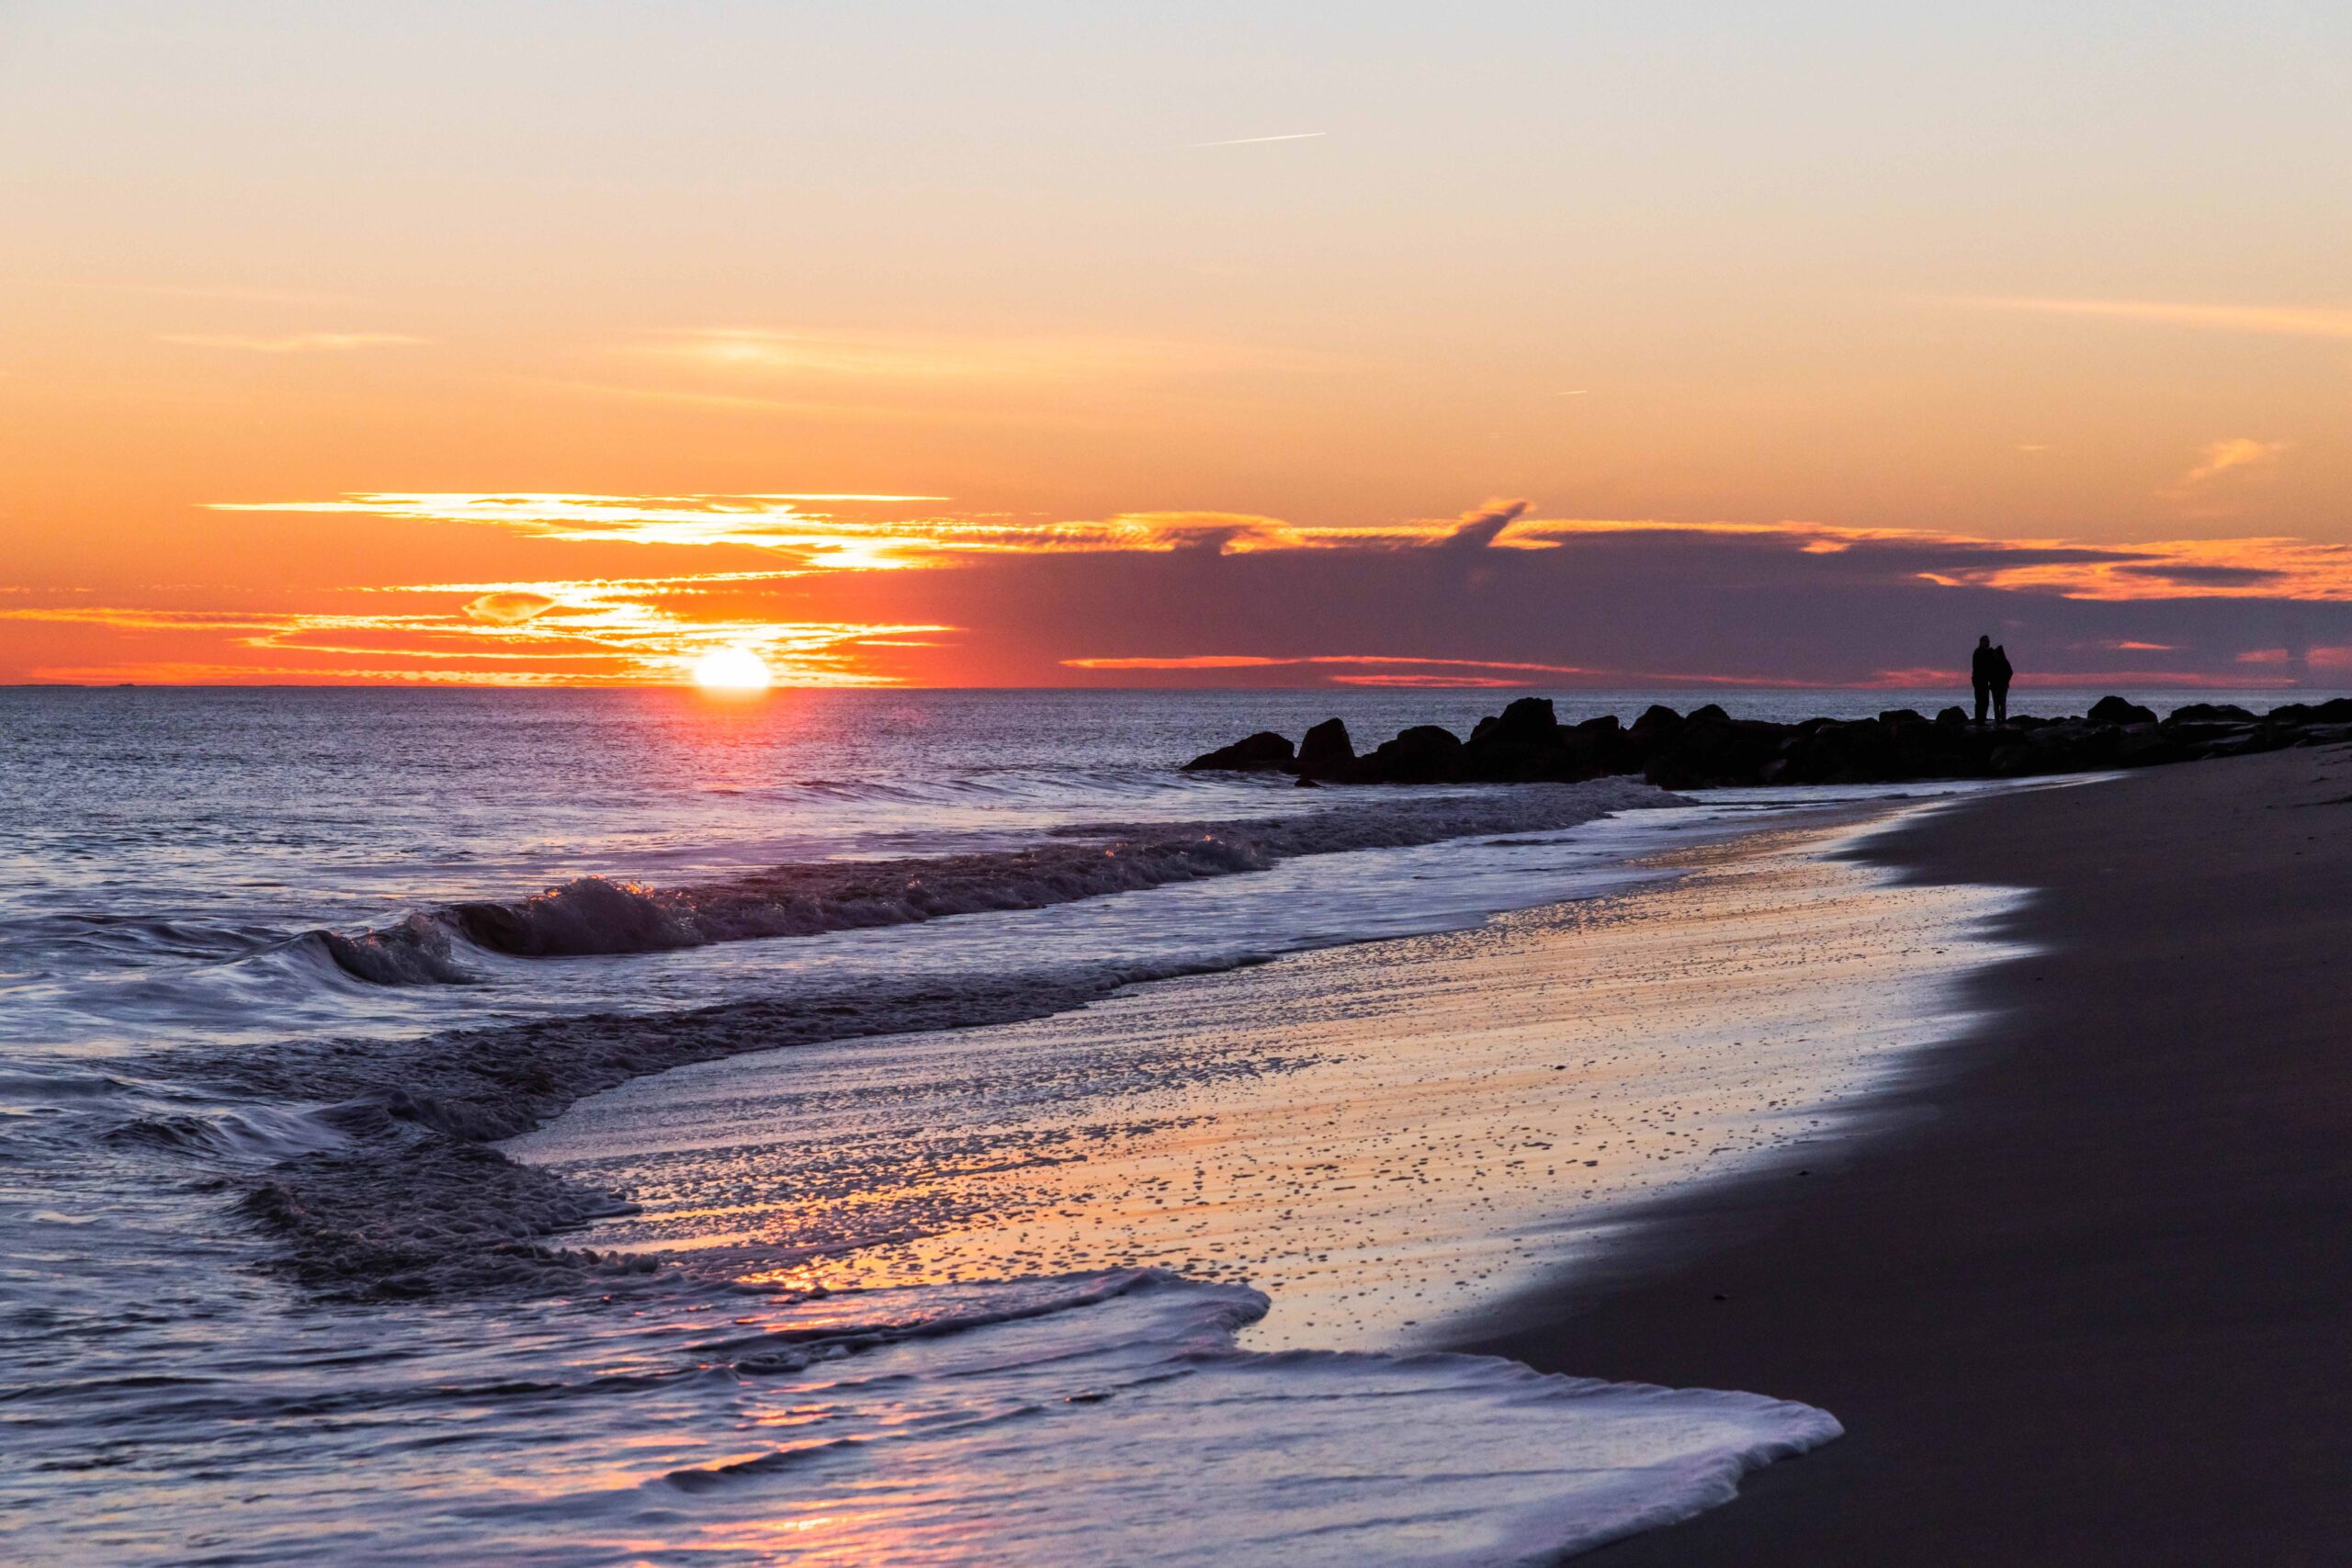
[0,686,2063,1562]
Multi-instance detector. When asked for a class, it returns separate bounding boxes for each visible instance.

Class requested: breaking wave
[311,780,1671,984]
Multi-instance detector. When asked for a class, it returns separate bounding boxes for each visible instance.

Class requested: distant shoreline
[7,682,2352,694]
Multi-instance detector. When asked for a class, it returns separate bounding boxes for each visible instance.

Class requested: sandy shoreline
[514,807,2000,1354]
[1456,742,2352,1562]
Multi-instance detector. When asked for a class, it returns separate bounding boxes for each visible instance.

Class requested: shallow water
[0,687,2036,1562]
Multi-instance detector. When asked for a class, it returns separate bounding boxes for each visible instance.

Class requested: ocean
[0,685,2256,1562]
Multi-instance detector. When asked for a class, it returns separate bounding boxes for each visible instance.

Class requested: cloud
[1,576,948,687]
[2177,437,2288,488]
[1190,131,1327,148]
[1945,297,2352,341]
[159,333,424,353]
[33,494,2352,689]
[639,328,1334,383]
[2112,562,2279,586]
[462,591,559,624]
[1439,499,1534,551]
[1064,654,1593,682]
[204,492,2352,604]
[205,492,1488,565]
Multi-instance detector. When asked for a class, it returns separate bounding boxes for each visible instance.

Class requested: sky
[3,1,2349,688]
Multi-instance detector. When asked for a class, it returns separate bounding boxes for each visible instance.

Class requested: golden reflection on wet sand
[514,813,2019,1351]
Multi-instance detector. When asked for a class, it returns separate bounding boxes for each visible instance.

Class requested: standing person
[1971,634,2004,726]
[1990,639,2014,725]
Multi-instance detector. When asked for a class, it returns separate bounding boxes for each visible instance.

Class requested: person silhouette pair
[1971,635,2013,726]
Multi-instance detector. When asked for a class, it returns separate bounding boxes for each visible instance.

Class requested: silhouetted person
[1972,635,2013,726]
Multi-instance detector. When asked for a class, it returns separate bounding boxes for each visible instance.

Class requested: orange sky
[4,5,2348,687]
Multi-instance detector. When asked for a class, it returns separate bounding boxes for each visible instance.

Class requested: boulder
[1645,714,1792,788]
[1935,706,1971,728]
[1478,695,1561,747]
[1182,730,1295,773]
[1781,718,1908,784]
[2087,694,2158,727]
[1295,717,1355,780]
[1352,725,1464,784]
[2165,702,2256,725]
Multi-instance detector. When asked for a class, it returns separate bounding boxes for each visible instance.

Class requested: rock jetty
[1183,695,2352,789]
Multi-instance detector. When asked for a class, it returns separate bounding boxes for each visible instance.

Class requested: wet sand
[1459,743,2352,1563]
[515,814,2007,1354]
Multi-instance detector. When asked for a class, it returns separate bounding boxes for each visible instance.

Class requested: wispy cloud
[202,492,1474,566]
[1064,654,1595,682]
[1944,296,2352,341]
[160,333,424,353]
[2,575,948,686]
[1189,131,1326,148]
[200,491,2352,603]
[640,327,1331,383]
[461,591,559,625]
[2177,437,2288,488]
[31,502,2352,687]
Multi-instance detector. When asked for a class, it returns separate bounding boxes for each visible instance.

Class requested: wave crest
[313,780,1670,984]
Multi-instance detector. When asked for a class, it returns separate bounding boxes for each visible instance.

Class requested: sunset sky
[4,2,2349,687]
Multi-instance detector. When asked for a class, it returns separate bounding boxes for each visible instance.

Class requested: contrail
[1190,131,1327,148]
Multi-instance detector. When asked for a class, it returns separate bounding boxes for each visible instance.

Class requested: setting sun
[691,647,773,692]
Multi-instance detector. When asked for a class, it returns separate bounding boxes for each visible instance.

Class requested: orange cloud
[462,591,558,624]
[0,578,949,686]
[640,327,1336,383]
[1946,297,2352,341]
[19,493,2352,688]
[2176,438,2288,488]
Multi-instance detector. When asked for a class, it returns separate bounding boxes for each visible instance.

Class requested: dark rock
[1781,718,1907,784]
[1483,695,1561,747]
[2087,694,2158,727]
[2165,702,2256,725]
[1458,741,1566,783]
[1182,731,1295,773]
[2113,725,2186,767]
[1352,725,1464,784]
[1295,717,1355,780]
[1645,714,1791,789]
[1462,698,1587,782]
[1184,692,2347,793]
[1562,714,1625,773]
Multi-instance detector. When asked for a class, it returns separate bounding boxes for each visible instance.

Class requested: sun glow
[692,646,773,691]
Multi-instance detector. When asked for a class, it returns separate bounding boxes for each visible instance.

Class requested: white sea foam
[314,779,1670,980]
[0,1264,1838,1565]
